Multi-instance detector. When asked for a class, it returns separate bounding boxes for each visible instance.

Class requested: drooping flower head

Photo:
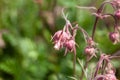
[84,46,96,56]
[109,32,120,44]
[104,73,117,80]
[52,30,70,50]
[51,9,78,55]
[114,9,120,19]
[93,54,117,80]
[64,38,76,52]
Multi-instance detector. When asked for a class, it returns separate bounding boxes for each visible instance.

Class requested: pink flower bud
[87,38,95,46]
[64,39,76,52]
[52,30,71,50]
[114,9,120,19]
[84,47,95,56]
[109,32,120,44]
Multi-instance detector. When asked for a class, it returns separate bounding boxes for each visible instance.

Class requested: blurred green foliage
[0,0,120,80]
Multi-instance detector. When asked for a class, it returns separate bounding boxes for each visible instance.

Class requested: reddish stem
[94,55,104,78]
[92,1,114,40]
[92,17,99,40]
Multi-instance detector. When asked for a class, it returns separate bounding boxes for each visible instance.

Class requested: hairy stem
[73,49,76,76]
[73,54,76,76]
[78,58,87,80]
[80,58,89,80]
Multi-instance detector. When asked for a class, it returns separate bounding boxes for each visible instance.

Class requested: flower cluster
[52,19,77,56]
[94,54,117,80]
[89,0,120,44]
[84,37,97,60]
[81,30,98,61]
[51,15,78,74]
[109,0,120,44]
[51,0,120,79]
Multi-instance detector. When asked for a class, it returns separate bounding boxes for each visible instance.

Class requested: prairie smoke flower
[52,29,77,52]
[64,38,76,52]
[81,27,98,60]
[84,46,97,61]
[105,68,117,80]
[109,32,120,44]
[51,14,78,75]
[52,30,70,50]
[95,73,117,80]
[93,54,118,80]
[114,9,120,19]
[104,73,117,80]
[84,46,96,56]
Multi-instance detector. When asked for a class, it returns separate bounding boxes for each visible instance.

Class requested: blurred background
[0,0,120,80]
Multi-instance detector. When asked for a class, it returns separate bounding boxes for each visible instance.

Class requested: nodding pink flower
[104,74,117,80]
[109,32,120,44]
[114,9,120,19]
[84,46,96,56]
[52,30,71,50]
[95,73,117,80]
[64,39,76,52]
